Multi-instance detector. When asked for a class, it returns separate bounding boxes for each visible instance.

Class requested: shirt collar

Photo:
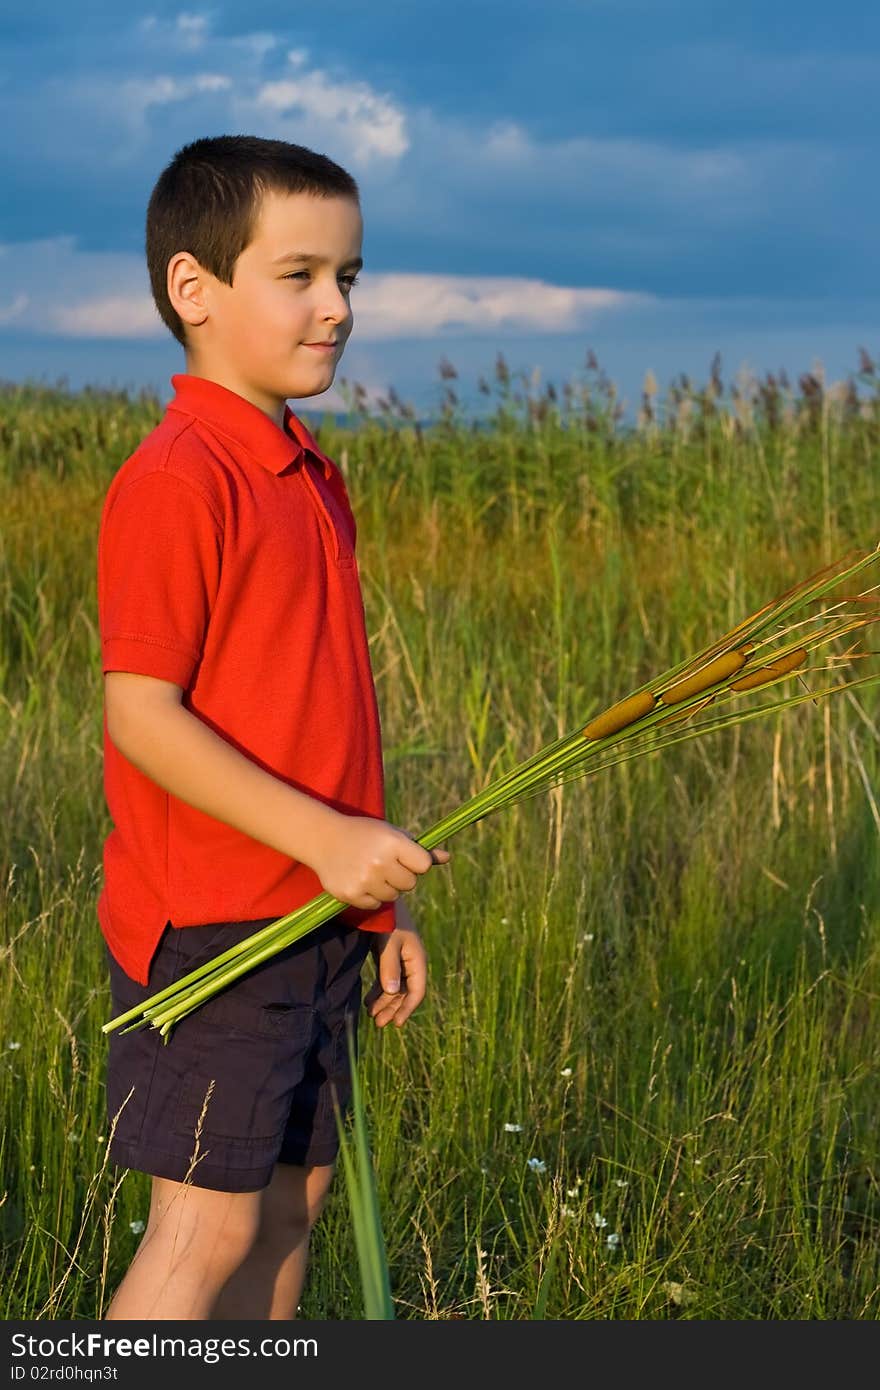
[167,373,335,478]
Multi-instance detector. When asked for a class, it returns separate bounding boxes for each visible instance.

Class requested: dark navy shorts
[104,914,372,1192]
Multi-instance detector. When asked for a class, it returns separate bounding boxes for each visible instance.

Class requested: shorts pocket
[191,987,316,1040]
[172,992,316,1145]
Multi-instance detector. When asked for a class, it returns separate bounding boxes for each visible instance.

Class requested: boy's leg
[210,922,371,1321]
[210,1160,337,1320]
[105,1174,263,1321]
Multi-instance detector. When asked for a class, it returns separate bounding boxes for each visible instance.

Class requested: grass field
[2,350,880,1319]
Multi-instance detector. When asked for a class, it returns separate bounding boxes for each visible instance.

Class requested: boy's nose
[323,286,354,317]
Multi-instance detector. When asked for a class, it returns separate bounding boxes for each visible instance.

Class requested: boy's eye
[284,272,360,289]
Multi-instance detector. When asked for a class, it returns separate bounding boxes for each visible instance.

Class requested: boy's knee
[147,1178,263,1269]
[212,1204,263,1263]
[257,1160,336,1244]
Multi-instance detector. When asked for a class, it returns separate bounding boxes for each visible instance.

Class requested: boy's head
[146,134,363,416]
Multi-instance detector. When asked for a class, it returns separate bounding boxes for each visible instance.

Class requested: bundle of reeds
[103,539,880,1042]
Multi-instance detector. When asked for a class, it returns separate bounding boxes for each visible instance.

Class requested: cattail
[659,650,747,705]
[583,690,656,740]
[729,648,808,691]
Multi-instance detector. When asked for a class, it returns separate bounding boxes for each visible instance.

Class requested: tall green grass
[1,351,880,1318]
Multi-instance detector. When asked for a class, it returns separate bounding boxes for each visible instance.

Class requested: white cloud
[237,65,409,164]
[0,236,651,341]
[24,32,406,173]
[227,32,279,61]
[53,295,166,338]
[351,273,652,339]
[430,110,757,209]
[118,72,233,113]
[0,235,165,338]
[0,293,29,326]
[176,13,212,50]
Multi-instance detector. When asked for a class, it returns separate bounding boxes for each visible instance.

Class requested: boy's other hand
[313,811,449,910]
[364,898,427,1028]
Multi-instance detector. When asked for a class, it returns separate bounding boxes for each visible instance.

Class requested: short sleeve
[99,471,223,689]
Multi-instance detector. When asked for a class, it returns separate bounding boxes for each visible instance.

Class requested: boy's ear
[168,251,209,331]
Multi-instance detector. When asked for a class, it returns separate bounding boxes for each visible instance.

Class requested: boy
[97,134,449,1321]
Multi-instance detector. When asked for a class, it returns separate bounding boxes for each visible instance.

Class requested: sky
[0,0,877,427]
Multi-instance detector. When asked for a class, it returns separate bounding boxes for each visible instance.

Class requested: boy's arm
[105,671,448,909]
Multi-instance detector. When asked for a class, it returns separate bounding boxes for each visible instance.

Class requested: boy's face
[175,188,363,424]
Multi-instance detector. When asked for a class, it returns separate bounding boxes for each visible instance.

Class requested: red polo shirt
[97,372,394,984]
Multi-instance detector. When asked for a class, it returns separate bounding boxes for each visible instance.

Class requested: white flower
[614,1178,629,1188]
[592,1212,608,1228]
[606,1232,620,1249]
[500,917,509,925]
[129,1219,145,1235]
[527,1158,547,1174]
[581,934,594,944]
[566,1187,580,1198]
[560,1067,573,1077]
[561,1204,575,1218]
[7,1042,21,1051]
[503,1122,523,1133]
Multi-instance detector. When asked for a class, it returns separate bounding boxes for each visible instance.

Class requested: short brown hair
[146,134,360,347]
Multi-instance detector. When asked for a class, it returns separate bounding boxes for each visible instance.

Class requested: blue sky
[1,0,877,425]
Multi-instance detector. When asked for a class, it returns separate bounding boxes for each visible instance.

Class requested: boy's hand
[313,810,449,910]
[364,897,427,1029]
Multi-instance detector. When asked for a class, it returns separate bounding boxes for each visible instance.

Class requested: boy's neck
[181,360,293,432]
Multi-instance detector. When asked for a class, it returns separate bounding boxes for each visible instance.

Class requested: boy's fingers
[370,994,406,1026]
[395,837,450,876]
[386,863,419,893]
[392,987,422,1026]
[394,952,426,1022]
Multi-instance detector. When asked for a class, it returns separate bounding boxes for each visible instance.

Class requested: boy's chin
[289,381,333,399]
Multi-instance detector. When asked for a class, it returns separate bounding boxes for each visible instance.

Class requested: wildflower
[500,917,509,925]
[606,1232,620,1250]
[663,1280,697,1308]
[581,934,594,944]
[560,1067,573,1077]
[7,1042,21,1051]
[503,1123,523,1133]
[527,1158,547,1174]
[129,1220,145,1235]
[592,1212,608,1229]
[566,1187,580,1198]
[561,1205,575,1218]
[614,1178,629,1188]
